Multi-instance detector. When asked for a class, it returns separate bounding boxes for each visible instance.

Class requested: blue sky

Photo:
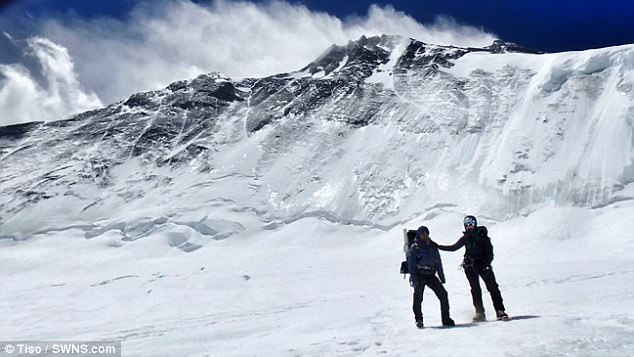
[300,0,634,52]
[1,0,633,52]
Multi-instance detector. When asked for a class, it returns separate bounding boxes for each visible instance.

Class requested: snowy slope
[1,35,632,242]
[0,35,633,356]
[0,204,633,356]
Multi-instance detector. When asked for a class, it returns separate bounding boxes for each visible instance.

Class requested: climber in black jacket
[437,215,509,321]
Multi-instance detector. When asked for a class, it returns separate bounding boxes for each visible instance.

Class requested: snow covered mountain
[1,34,632,242]
[1,34,634,356]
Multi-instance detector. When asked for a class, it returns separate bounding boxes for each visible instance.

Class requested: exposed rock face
[1,35,632,240]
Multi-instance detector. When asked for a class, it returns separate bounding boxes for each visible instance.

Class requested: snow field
[1,201,633,356]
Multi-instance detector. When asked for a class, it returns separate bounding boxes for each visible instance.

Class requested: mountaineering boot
[496,310,509,321]
[442,317,455,327]
[472,311,486,322]
[415,319,424,329]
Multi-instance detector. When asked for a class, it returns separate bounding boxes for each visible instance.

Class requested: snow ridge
[0,35,633,243]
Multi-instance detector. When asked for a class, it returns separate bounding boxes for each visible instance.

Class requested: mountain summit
[1,35,633,242]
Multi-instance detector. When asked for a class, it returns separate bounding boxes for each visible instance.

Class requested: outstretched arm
[436,236,465,251]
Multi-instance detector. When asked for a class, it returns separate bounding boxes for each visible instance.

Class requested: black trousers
[464,264,505,313]
[412,274,450,321]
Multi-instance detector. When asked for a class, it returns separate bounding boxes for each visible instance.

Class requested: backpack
[399,229,418,275]
[410,242,439,275]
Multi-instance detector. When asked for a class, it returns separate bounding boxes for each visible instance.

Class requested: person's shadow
[430,315,541,329]
[507,315,540,321]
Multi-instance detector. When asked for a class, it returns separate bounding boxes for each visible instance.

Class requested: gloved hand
[479,265,492,276]
[409,277,420,289]
[440,277,446,284]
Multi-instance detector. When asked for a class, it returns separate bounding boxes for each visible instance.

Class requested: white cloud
[0,0,497,126]
[0,37,102,126]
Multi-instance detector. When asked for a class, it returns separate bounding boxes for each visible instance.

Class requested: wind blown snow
[0,37,101,125]
[0,0,496,126]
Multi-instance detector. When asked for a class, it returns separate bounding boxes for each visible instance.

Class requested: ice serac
[0,34,633,241]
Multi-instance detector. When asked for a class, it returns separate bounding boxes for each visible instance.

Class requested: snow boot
[496,310,509,321]
[442,317,455,327]
[415,319,424,329]
[472,311,486,322]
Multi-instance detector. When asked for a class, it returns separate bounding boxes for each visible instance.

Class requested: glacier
[0,35,633,356]
[0,34,632,241]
